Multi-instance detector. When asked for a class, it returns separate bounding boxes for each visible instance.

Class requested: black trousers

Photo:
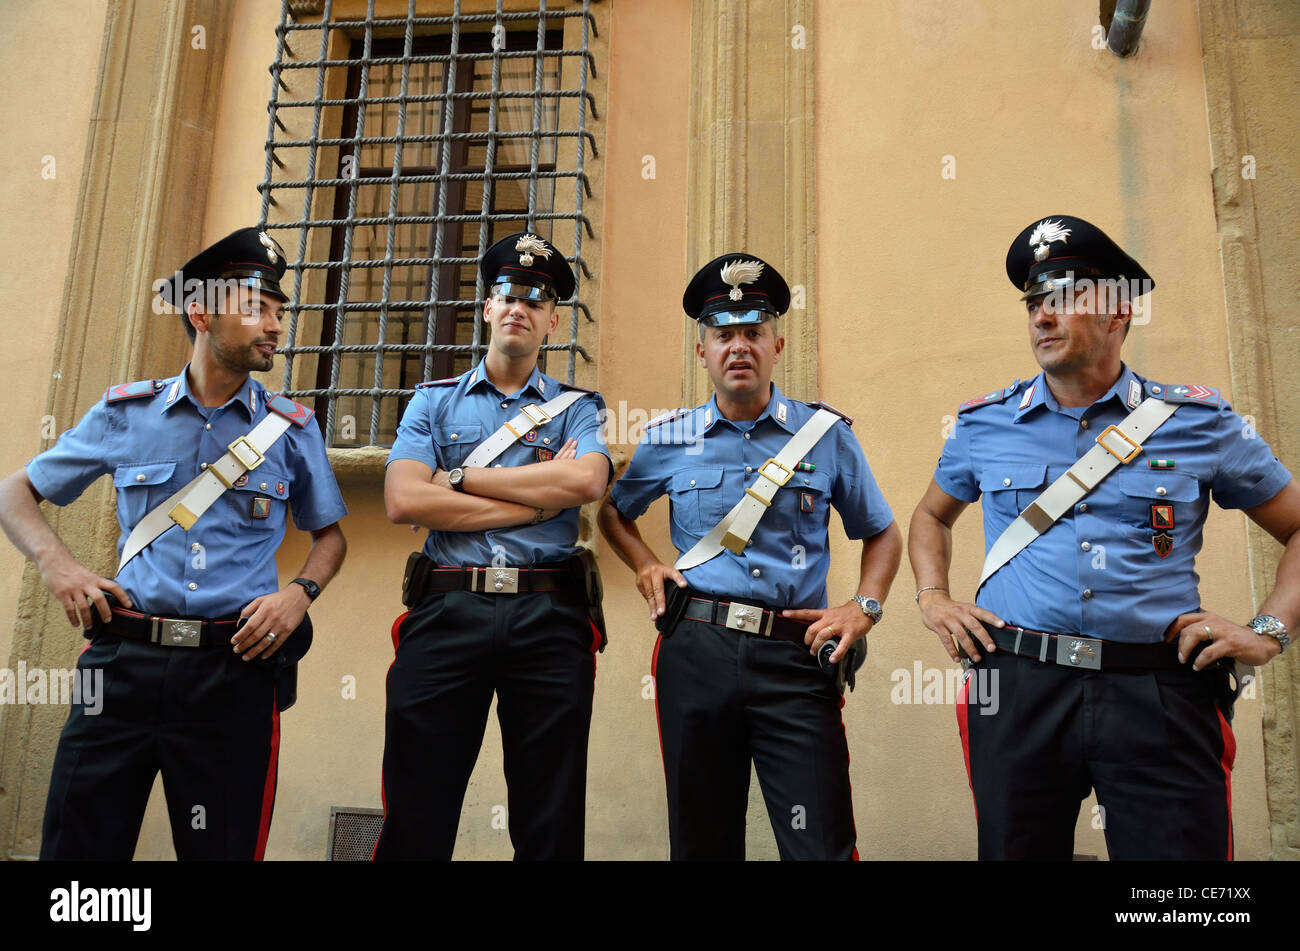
[957,650,1235,860]
[652,618,857,861]
[41,635,281,861]
[373,589,598,860]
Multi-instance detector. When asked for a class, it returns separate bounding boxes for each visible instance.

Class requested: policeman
[598,253,902,860]
[0,227,349,860]
[908,214,1300,860]
[374,232,612,861]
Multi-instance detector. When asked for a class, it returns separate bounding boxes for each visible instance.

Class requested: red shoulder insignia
[416,377,459,389]
[104,380,156,403]
[1148,382,1220,407]
[958,380,1021,414]
[266,393,314,427]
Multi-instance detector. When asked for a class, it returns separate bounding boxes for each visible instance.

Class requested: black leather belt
[423,563,575,595]
[682,593,809,646]
[94,606,242,649]
[979,621,1199,671]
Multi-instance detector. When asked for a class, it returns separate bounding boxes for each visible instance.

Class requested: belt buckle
[152,617,202,648]
[484,567,519,594]
[1056,635,1102,669]
[227,435,265,471]
[725,600,763,635]
[519,403,553,428]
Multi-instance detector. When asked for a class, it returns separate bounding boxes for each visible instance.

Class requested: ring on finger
[266,631,277,643]
[1202,624,1213,641]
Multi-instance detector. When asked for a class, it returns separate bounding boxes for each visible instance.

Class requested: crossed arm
[385,440,610,532]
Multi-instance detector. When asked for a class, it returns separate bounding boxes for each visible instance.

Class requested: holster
[271,613,313,712]
[402,550,432,608]
[655,583,691,637]
[833,637,868,694]
[571,548,608,652]
[1212,658,1249,724]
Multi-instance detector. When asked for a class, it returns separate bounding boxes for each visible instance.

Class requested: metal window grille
[258,0,599,448]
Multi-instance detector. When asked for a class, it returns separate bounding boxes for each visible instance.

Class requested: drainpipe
[1107,0,1151,57]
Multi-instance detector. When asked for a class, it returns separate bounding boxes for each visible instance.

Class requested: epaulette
[416,377,459,388]
[104,380,161,403]
[958,379,1021,414]
[645,408,689,429]
[266,393,314,427]
[1146,381,1220,407]
[558,381,599,396]
[807,400,853,425]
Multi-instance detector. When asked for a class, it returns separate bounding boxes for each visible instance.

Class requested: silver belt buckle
[152,617,202,648]
[484,567,519,594]
[1057,635,1102,669]
[725,600,763,635]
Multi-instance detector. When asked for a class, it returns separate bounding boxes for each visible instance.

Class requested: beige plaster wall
[0,0,109,719]
[816,0,1272,858]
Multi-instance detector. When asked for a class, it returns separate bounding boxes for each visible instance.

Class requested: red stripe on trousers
[955,675,977,820]
[839,693,859,862]
[253,690,281,861]
[372,611,409,861]
[1217,708,1236,861]
[651,634,666,779]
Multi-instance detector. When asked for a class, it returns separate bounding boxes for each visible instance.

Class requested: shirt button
[1080,419,1090,430]
[200,462,208,470]
[135,473,146,482]
[501,402,508,409]
[744,433,751,440]
[751,569,761,578]
[1081,542,1091,551]
[745,466,753,474]
[1078,503,1088,513]
[689,479,696,487]
[450,433,458,440]
[1082,589,1093,600]
[494,463,503,468]
[260,482,268,490]
[204,423,212,431]
[191,543,200,552]
[1002,477,1011,487]
[1156,486,1167,496]
[187,582,198,591]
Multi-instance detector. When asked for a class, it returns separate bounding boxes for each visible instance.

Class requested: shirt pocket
[978,464,1048,519]
[229,466,291,532]
[432,424,483,470]
[777,470,833,531]
[1116,469,1200,535]
[669,466,728,537]
[113,461,178,528]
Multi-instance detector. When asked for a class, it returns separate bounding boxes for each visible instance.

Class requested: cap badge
[1028,219,1071,263]
[258,231,279,264]
[515,234,552,267]
[720,259,764,302]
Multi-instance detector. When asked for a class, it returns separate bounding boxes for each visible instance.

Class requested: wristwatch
[291,577,321,601]
[448,467,467,492]
[1248,614,1290,654]
[851,595,883,624]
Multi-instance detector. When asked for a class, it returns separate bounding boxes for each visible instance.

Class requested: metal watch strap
[675,408,841,571]
[461,389,588,469]
[117,410,296,571]
[976,396,1180,592]
[1249,614,1290,653]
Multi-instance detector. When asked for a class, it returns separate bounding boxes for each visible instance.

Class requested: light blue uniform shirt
[387,361,611,566]
[935,364,1293,643]
[609,383,895,609]
[27,366,348,618]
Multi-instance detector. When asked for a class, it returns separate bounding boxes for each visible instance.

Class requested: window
[258,2,599,448]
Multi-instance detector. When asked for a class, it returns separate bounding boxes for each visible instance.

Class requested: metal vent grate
[327,806,385,860]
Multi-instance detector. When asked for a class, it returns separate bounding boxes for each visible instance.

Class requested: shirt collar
[1013,364,1141,422]
[467,360,548,400]
[161,363,259,419]
[700,383,796,435]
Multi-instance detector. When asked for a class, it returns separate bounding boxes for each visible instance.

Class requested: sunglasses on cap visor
[491,281,556,302]
[700,309,774,327]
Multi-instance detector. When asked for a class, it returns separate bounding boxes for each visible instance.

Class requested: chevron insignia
[266,393,314,426]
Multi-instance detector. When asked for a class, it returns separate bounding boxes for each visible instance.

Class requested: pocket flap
[432,424,482,446]
[113,461,176,488]
[978,464,1048,492]
[1117,469,1199,502]
[671,467,724,492]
